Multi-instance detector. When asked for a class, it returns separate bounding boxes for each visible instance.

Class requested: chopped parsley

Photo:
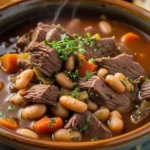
[91,137,98,141]
[68,128,73,133]
[84,71,96,81]
[0,111,5,117]
[8,105,15,111]
[64,69,79,80]
[88,58,95,64]
[71,87,80,99]
[120,79,127,88]
[48,118,56,128]
[44,32,97,60]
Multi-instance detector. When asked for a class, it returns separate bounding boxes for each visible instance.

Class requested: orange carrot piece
[77,55,97,77]
[0,54,18,73]
[19,89,27,95]
[121,32,140,43]
[33,116,63,134]
[0,117,19,129]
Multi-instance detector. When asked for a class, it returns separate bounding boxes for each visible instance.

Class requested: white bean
[50,103,70,119]
[18,128,38,139]
[65,55,75,71]
[15,69,34,90]
[87,100,98,112]
[99,21,112,36]
[59,96,87,113]
[21,104,46,120]
[53,129,82,142]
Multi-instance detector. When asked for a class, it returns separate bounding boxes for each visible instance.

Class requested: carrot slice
[33,116,63,134]
[0,54,18,73]
[77,55,97,77]
[121,32,140,43]
[0,117,19,129]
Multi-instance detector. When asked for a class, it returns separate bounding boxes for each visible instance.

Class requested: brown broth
[0,17,150,141]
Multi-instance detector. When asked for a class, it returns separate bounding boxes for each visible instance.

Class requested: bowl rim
[0,0,150,149]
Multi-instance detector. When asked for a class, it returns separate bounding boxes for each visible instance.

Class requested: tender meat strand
[17,60,31,70]
[23,84,59,105]
[64,111,112,140]
[95,54,147,80]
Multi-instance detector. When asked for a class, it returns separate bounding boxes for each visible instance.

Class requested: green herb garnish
[65,69,79,80]
[120,79,127,88]
[84,71,96,81]
[0,111,5,117]
[8,105,15,111]
[71,87,80,99]
[91,137,98,141]
[71,136,80,141]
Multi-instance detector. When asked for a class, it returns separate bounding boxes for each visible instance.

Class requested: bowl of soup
[0,0,149,150]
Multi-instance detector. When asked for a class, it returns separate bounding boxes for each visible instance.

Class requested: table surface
[0,0,149,150]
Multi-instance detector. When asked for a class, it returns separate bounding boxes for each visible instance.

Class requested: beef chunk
[29,41,63,77]
[23,84,59,105]
[46,24,74,42]
[95,54,147,80]
[84,38,120,60]
[79,76,136,110]
[140,79,150,100]
[17,60,31,70]
[32,22,53,42]
[131,100,150,124]
[64,111,112,140]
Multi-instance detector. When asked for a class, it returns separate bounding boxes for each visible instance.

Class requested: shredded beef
[95,54,147,80]
[131,100,150,124]
[140,79,150,100]
[84,38,120,60]
[17,60,31,70]
[29,41,63,77]
[23,84,59,105]
[79,76,137,110]
[64,111,112,140]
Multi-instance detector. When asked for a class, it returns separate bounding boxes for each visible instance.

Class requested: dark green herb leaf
[71,87,80,98]
[51,118,56,123]
[88,58,95,64]
[48,123,53,128]
[71,136,80,141]
[120,79,127,88]
[65,69,79,80]
[84,71,96,81]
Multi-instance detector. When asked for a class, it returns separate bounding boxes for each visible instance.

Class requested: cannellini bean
[67,18,81,32]
[105,75,125,93]
[56,72,74,90]
[59,96,87,113]
[110,111,122,119]
[97,68,109,78]
[53,129,82,142]
[94,108,110,122]
[99,21,112,36]
[114,73,134,92]
[21,104,46,120]
[65,55,76,71]
[9,92,24,105]
[50,103,70,119]
[18,128,38,139]
[15,69,34,90]
[108,116,124,133]
[87,100,98,112]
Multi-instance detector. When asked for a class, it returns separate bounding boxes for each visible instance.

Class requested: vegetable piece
[77,55,97,77]
[33,67,53,85]
[0,117,19,129]
[18,128,39,139]
[65,55,76,71]
[0,82,4,91]
[53,129,82,142]
[50,103,70,119]
[97,68,109,78]
[18,53,30,60]
[114,73,134,92]
[0,54,18,73]
[56,72,74,90]
[121,32,140,43]
[33,116,63,133]
[21,104,46,120]
[94,108,110,122]
[15,69,34,90]
[59,96,88,113]
[105,75,126,93]
[93,33,101,40]
[78,91,89,101]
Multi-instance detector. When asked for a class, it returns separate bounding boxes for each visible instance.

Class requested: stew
[0,16,150,142]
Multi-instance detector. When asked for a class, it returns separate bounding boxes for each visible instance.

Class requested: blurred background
[0,0,150,11]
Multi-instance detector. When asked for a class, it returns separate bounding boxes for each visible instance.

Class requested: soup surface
[0,16,150,142]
